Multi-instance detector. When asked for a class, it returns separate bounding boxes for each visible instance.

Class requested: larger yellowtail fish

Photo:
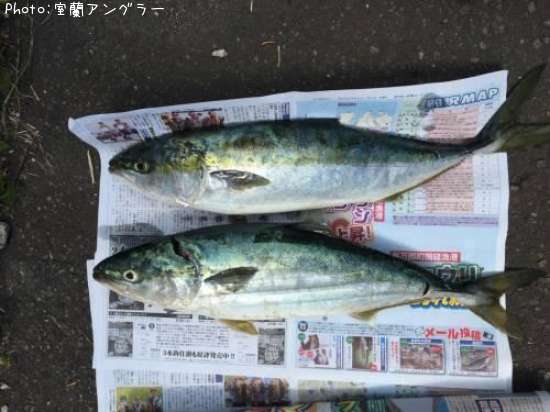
[93,224,545,338]
[109,65,550,214]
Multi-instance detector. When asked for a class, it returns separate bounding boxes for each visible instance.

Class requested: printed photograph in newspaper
[398,338,445,374]
[297,380,369,403]
[257,327,285,366]
[346,335,387,372]
[224,376,290,408]
[108,321,134,358]
[160,109,225,132]
[116,386,162,412]
[297,332,339,369]
[457,340,497,376]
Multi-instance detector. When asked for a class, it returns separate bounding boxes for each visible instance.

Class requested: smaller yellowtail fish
[109,65,550,214]
[92,224,546,338]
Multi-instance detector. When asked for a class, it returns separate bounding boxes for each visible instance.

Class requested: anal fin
[351,299,426,323]
[351,308,384,323]
[219,319,258,335]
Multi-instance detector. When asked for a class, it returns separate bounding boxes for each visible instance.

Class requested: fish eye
[133,160,150,173]
[123,270,139,282]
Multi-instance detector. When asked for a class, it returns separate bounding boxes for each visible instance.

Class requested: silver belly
[192,159,462,214]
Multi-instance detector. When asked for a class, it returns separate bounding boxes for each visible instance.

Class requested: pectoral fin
[210,170,270,190]
[291,222,333,237]
[219,319,258,335]
[205,267,258,294]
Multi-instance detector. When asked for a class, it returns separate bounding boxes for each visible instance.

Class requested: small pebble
[369,45,380,54]
[528,1,536,13]
[0,222,9,250]
[538,259,548,269]
[211,49,228,58]
[0,383,8,390]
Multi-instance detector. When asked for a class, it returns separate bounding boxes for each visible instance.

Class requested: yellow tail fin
[464,268,546,340]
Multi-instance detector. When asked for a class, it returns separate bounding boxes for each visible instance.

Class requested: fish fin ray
[469,305,523,341]
[205,267,257,294]
[499,64,546,125]
[351,308,384,322]
[462,268,546,339]
[218,319,258,335]
[351,299,427,322]
[473,64,549,153]
[499,123,550,151]
[465,268,546,295]
[210,170,270,190]
[290,222,333,237]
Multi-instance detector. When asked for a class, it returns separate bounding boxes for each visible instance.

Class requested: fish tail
[460,268,546,340]
[473,63,550,154]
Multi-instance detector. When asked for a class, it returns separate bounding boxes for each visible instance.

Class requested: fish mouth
[108,158,118,173]
[92,264,117,284]
[108,161,125,175]
[92,270,128,295]
[92,268,111,283]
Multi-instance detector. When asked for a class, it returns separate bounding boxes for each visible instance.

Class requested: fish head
[93,238,202,309]
[109,137,206,205]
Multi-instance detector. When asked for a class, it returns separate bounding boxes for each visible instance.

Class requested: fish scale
[109,65,550,215]
[111,120,469,214]
[93,223,546,337]
[98,66,550,336]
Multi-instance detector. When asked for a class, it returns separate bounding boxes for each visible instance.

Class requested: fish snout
[92,266,109,282]
[108,160,118,173]
[92,269,105,281]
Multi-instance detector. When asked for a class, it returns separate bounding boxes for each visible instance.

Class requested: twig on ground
[87,150,96,185]
[29,85,40,102]
[66,380,79,388]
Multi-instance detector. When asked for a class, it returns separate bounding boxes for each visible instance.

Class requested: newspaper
[69,70,512,411]
[95,365,550,411]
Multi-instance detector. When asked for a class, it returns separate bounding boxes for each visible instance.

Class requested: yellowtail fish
[109,65,550,214]
[93,224,545,337]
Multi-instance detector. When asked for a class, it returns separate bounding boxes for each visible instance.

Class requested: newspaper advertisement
[71,70,512,410]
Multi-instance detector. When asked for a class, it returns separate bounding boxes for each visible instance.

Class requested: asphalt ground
[1,0,550,409]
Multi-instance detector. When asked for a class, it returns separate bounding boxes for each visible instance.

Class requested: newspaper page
[71,70,511,410]
[95,367,550,411]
